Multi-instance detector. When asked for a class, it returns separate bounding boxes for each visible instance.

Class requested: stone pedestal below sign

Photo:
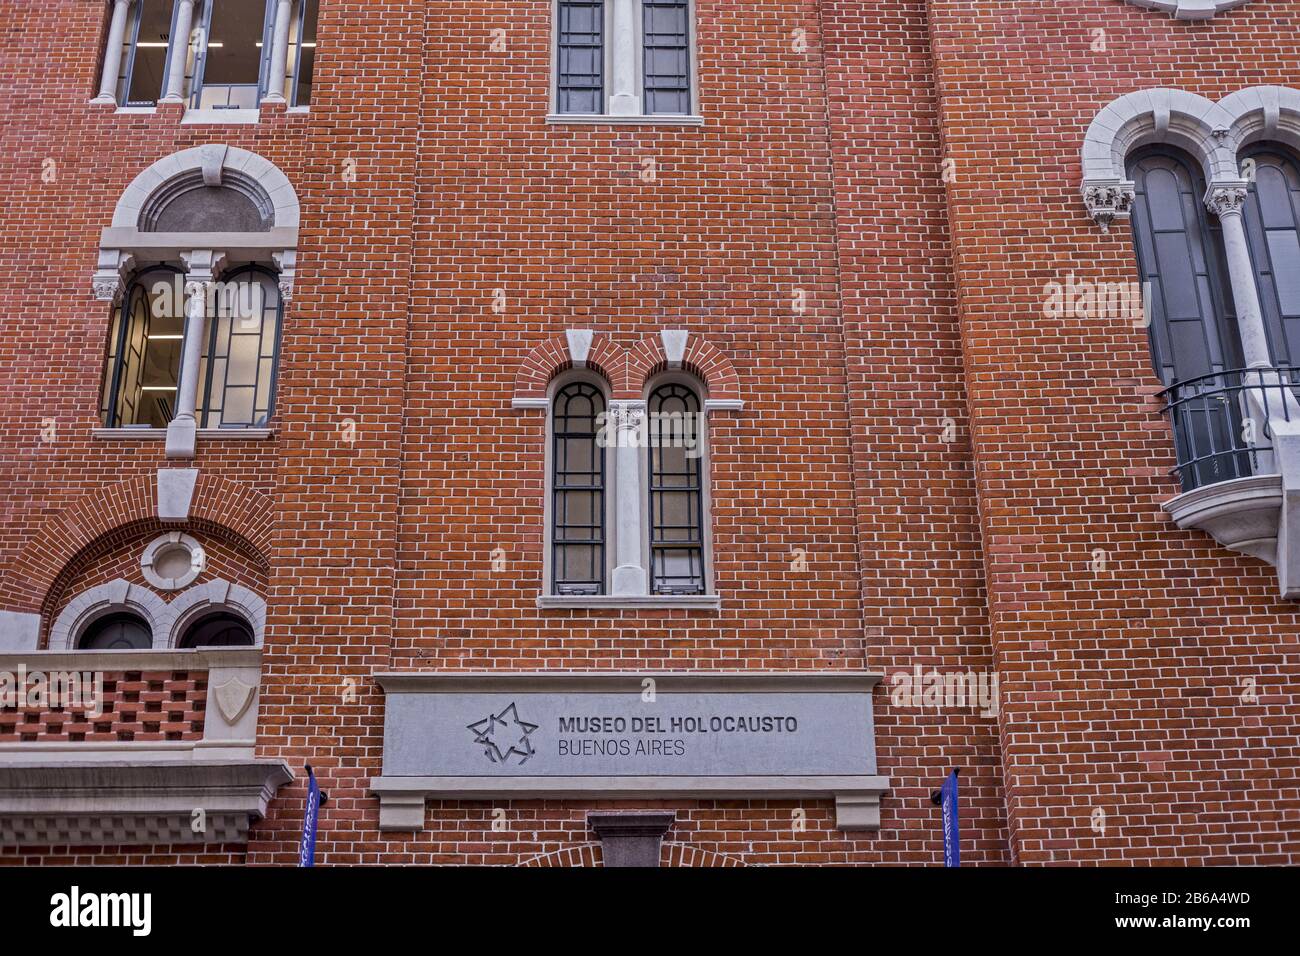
[369,671,890,831]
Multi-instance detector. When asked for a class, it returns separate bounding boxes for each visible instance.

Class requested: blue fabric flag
[940,769,961,867]
[298,767,322,868]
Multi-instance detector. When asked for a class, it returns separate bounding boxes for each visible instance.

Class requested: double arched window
[100,264,283,429]
[549,377,710,597]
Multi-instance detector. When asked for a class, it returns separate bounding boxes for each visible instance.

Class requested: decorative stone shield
[214,676,256,726]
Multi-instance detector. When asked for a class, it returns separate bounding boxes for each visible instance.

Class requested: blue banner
[939,769,960,867]
[298,767,321,868]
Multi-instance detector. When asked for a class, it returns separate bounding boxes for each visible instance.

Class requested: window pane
[552,382,606,594]
[103,270,183,428]
[119,0,172,106]
[556,1,604,114]
[196,0,269,109]
[290,0,319,106]
[200,270,281,428]
[647,383,705,593]
[643,0,690,115]
[1243,150,1300,367]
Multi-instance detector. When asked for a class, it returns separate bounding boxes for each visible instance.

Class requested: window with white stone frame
[551,0,699,122]
[543,373,714,605]
[93,0,320,112]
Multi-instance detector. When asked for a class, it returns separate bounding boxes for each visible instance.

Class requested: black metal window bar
[1159,367,1300,491]
[552,382,607,595]
[556,1,605,114]
[642,0,691,115]
[648,383,706,594]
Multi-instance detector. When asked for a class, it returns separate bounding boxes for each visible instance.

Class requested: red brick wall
[927,0,1300,864]
[1,0,1295,866]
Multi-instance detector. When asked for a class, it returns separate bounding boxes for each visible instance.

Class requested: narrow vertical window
[552,382,607,595]
[556,1,605,114]
[192,0,272,109]
[198,267,282,428]
[647,383,706,594]
[1241,147,1300,370]
[1129,147,1245,489]
[117,0,173,106]
[642,0,691,115]
[288,0,320,107]
[102,268,186,429]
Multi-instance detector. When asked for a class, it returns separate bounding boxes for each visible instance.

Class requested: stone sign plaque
[370,672,890,831]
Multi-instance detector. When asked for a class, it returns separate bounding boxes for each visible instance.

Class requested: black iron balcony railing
[1158,367,1300,492]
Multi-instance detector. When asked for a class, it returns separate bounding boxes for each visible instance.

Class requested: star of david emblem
[467,702,539,766]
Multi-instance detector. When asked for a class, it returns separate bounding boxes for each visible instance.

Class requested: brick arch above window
[513,330,742,408]
[4,471,273,616]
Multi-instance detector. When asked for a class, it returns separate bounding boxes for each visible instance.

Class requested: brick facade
[0,0,1295,865]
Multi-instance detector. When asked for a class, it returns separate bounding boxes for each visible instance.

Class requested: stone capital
[1205,180,1251,218]
[1081,179,1136,234]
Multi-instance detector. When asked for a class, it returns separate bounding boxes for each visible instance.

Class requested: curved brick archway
[5,471,273,615]
[514,331,741,404]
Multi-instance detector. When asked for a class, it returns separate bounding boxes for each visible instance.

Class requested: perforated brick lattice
[0,671,206,742]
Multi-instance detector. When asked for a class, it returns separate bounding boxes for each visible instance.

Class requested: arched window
[100,266,282,429]
[196,266,283,428]
[1128,148,1249,490]
[551,381,608,595]
[100,266,185,429]
[78,612,152,650]
[1241,146,1300,370]
[178,612,256,649]
[646,382,706,594]
[1128,147,1242,385]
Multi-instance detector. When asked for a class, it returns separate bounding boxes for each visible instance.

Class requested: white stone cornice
[1123,0,1254,19]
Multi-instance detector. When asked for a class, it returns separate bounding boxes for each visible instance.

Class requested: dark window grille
[556,1,605,114]
[552,382,607,595]
[647,383,706,594]
[197,266,283,428]
[642,0,690,115]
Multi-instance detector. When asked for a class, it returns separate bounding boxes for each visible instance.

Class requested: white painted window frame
[547,0,703,126]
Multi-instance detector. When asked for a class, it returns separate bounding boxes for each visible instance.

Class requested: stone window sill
[93,427,275,441]
[536,594,721,610]
[181,108,261,125]
[545,113,704,127]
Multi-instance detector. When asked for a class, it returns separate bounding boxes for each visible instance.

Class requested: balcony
[0,647,290,846]
[1159,367,1300,597]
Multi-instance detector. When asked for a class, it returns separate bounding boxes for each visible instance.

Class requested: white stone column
[608,0,641,116]
[1207,181,1272,369]
[167,250,225,459]
[609,401,648,595]
[162,0,198,102]
[93,0,135,104]
[263,0,294,103]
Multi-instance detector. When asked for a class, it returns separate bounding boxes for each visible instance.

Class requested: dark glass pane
[104,269,184,428]
[556,1,604,115]
[1127,149,1239,386]
[647,383,705,594]
[120,0,172,106]
[291,0,319,106]
[79,613,151,650]
[180,612,256,649]
[642,0,690,115]
[552,382,606,594]
[1243,149,1300,368]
